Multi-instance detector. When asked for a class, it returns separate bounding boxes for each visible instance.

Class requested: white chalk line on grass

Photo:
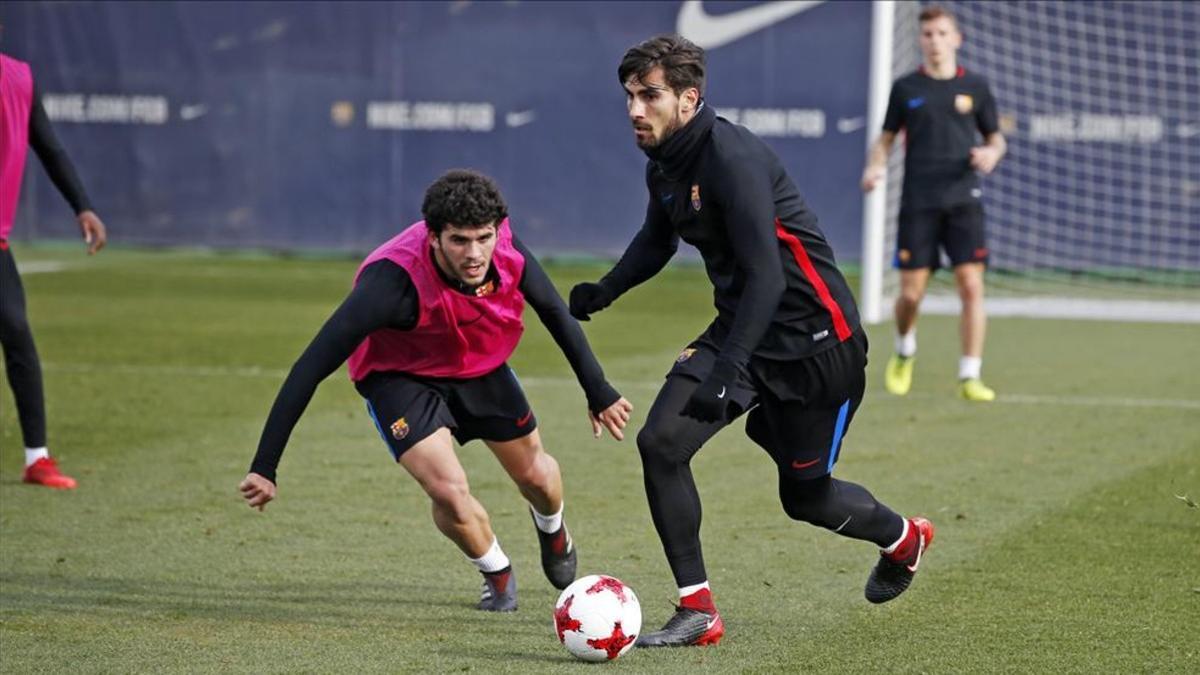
[41,361,1200,411]
[15,261,70,274]
[992,392,1200,411]
[44,362,290,380]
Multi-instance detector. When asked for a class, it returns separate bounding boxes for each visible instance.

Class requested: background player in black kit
[570,35,934,648]
[862,5,1007,402]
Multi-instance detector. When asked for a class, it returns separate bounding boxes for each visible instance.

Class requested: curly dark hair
[618,34,706,97]
[421,169,508,234]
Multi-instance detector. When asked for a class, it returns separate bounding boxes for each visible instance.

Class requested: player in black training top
[569,35,934,648]
[862,5,1007,402]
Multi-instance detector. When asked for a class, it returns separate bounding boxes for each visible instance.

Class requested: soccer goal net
[861,0,1200,324]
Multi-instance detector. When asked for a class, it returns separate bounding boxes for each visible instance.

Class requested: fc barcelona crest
[954,94,974,114]
[474,279,496,297]
[390,417,410,440]
[676,347,697,364]
[690,184,702,211]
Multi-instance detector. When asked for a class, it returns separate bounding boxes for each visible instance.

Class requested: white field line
[989,393,1200,411]
[918,294,1200,323]
[41,362,1200,411]
[15,261,70,274]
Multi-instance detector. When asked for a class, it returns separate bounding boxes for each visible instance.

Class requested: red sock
[680,587,716,613]
[885,519,918,562]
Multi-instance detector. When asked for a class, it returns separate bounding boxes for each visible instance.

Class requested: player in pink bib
[241,170,632,611]
[2,52,109,490]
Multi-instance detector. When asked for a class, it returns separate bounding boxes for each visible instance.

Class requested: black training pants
[0,246,47,448]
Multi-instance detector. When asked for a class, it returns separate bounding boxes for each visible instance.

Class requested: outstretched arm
[514,237,631,440]
[569,190,678,321]
[243,261,417,507]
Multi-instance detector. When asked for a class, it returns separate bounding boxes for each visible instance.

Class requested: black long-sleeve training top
[596,102,860,369]
[250,236,620,482]
[28,85,93,216]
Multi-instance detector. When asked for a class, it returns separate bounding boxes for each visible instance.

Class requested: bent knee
[426,478,472,511]
[779,476,833,524]
[898,287,925,306]
[510,451,556,490]
[781,494,818,523]
[637,424,684,466]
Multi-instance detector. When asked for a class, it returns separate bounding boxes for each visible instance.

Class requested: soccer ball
[553,574,642,662]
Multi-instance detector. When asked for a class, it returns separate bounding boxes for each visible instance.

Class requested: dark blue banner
[3,1,871,259]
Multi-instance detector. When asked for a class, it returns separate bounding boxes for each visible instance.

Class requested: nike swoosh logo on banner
[837,116,866,133]
[677,0,826,50]
[179,104,208,121]
[505,109,537,128]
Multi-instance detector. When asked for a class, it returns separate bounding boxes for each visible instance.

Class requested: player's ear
[682,88,699,113]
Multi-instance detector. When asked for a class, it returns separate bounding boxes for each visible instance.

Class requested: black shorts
[354,364,537,461]
[669,330,868,479]
[895,202,988,270]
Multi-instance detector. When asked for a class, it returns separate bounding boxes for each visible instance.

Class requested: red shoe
[22,457,78,490]
[636,606,724,647]
[865,517,934,604]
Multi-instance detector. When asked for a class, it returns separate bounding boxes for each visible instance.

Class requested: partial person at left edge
[2,51,109,489]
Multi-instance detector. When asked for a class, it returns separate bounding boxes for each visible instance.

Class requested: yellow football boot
[884,354,915,395]
[959,378,996,402]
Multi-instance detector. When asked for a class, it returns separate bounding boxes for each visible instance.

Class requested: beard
[636,111,685,149]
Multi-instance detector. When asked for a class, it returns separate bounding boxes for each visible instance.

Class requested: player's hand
[77,210,107,255]
[969,146,1000,174]
[239,472,276,511]
[861,164,885,192]
[589,396,633,440]
[569,282,614,321]
[680,359,739,424]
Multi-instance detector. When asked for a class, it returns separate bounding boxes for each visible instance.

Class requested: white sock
[25,447,49,467]
[881,518,910,554]
[468,538,511,574]
[678,581,710,598]
[530,502,563,534]
[959,356,982,380]
[895,330,917,358]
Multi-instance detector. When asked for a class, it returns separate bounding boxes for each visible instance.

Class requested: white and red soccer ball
[553,574,642,662]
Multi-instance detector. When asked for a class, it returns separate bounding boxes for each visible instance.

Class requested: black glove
[680,359,740,423]
[569,282,614,321]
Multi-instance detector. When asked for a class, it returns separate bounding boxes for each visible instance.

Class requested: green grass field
[2,246,1197,673]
